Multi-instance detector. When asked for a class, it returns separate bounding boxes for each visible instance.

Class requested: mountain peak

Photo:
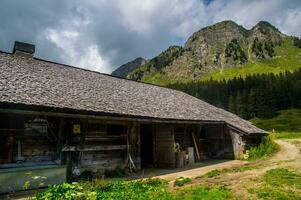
[112,57,147,78]
[201,20,242,31]
[252,20,280,33]
[120,20,300,85]
[214,20,238,26]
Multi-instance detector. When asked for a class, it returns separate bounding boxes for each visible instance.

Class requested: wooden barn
[0,42,266,193]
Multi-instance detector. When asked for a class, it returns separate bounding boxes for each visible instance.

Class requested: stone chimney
[13,41,35,57]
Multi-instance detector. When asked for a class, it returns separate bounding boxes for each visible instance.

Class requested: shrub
[174,177,192,187]
[293,36,301,48]
[35,183,90,200]
[36,178,171,200]
[248,134,279,161]
[204,169,224,178]
[104,167,125,178]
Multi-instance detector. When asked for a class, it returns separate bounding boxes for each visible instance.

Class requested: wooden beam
[191,132,200,161]
[62,145,127,152]
[57,118,65,162]
[0,108,225,125]
[80,119,88,146]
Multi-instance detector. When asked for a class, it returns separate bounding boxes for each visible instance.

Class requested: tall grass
[248,134,279,161]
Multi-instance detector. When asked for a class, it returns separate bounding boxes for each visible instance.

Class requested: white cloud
[76,45,111,73]
[281,8,301,36]
[45,28,110,73]
[0,0,300,74]
[208,0,301,31]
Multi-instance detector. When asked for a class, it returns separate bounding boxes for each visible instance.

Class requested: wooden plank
[84,136,123,142]
[57,118,65,162]
[155,124,175,168]
[191,132,200,161]
[81,119,88,146]
[62,145,127,152]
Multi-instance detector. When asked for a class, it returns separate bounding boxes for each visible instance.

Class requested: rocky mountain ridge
[112,20,301,84]
[111,57,147,78]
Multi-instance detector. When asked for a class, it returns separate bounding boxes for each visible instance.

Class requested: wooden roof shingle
[0,52,266,134]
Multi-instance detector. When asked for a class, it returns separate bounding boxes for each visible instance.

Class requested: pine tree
[228,95,237,114]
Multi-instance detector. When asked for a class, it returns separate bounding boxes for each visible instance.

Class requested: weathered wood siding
[154,124,175,168]
[229,129,245,159]
[197,124,236,159]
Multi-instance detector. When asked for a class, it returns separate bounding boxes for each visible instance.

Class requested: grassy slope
[250,109,301,138]
[249,168,301,199]
[202,37,301,81]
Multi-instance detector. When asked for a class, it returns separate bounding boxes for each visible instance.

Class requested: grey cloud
[0,0,300,73]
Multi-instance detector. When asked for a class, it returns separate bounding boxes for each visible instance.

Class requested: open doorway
[140,124,153,168]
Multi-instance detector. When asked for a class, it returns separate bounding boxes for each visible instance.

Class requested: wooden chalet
[0,42,266,193]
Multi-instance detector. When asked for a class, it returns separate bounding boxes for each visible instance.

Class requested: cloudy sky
[0,0,300,73]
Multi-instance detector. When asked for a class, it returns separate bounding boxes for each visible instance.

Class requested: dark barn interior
[140,124,153,168]
[0,111,242,172]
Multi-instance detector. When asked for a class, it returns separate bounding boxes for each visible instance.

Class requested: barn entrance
[140,124,154,167]
[199,124,235,159]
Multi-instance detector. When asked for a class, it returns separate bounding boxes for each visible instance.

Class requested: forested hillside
[169,69,301,119]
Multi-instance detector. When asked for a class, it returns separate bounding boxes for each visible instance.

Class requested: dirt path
[155,139,301,181]
[155,160,246,181]
[154,139,301,199]
[207,139,301,199]
[271,139,300,162]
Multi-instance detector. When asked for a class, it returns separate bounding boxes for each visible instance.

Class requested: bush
[36,178,236,200]
[204,169,224,178]
[174,177,192,187]
[96,178,171,200]
[104,167,125,178]
[293,36,301,48]
[248,134,279,161]
[35,183,90,200]
[36,178,171,200]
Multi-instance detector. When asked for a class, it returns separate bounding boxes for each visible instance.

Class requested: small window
[24,118,48,135]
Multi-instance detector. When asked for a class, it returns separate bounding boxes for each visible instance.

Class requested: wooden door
[154,124,175,168]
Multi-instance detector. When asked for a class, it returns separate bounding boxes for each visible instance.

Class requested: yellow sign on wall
[73,124,81,134]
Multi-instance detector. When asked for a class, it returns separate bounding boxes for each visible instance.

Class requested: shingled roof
[0,50,266,134]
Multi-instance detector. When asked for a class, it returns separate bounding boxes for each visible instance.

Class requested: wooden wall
[228,129,245,159]
[0,111,257,178]
[154,124,175,168]
[0,113,60,165]
[197,124,236,159]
